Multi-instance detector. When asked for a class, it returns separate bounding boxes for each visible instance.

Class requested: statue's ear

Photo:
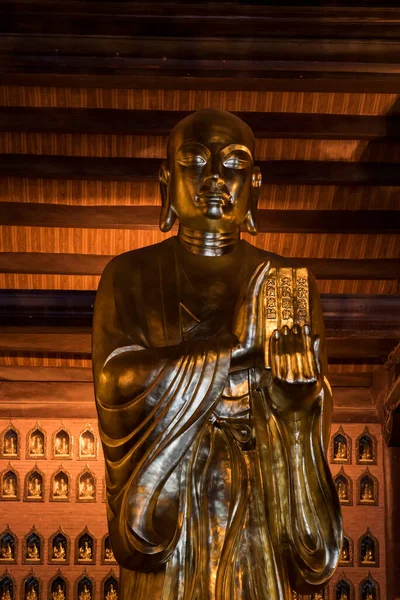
[244,166,262,236]
[159,161,176,232]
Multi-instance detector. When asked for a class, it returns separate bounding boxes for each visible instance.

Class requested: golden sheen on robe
[92,108,342,600]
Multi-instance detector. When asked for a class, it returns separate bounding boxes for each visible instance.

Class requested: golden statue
[80,435,95,456]
[79,477,94,499]
[28,477,42,498]
[30,435,44,456]
[4,436,17,456]
[105,547,115,562]
[339,593,348,600]
[1,543,13,560]
[78,541,92,561]
[335,440,347,460]
[3,476,16,497]
[54,477,68,498]
[337,480,348,501]
[52,585,65,600]
[362,547,374,563]
[25,586,37,600]
[106,585,118,600]
[55,436,69,456]
[27,542,40,560]
[360,439,372,461]
[361,481,373,502]
[365,594,374,600]
[79,585,91,600]
[312,594,323,600]
[93,109,342,600]
[340,545,349,562]
[52,542,66,561]
[1,587,11,600]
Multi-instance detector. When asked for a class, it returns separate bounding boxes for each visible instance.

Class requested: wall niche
[49,529,70,566]
[78,426,97,460]
[357,469,378,506]
[50,468,71,502]
[0,527,17,565]
[75,528,95,565]
[76,571,94,600]
[24,467,44,502]
[333,573,353,600]
[26,424,46,460]
[359,529,379,568]
[330,426,351,465]
[52,426,72,460]
[22,527,43,566]
[1,465,19,501]
[21,572,41,600]
[77,468,96,503]
[356,427,377,465]
[0,570,15,600]
[102,572,118,600]
[0,424,20,460]
[48,571,68,600]
[338,532,353,567]
[101,535,117,565]
[333,468,353,506]
[359,574,380,600]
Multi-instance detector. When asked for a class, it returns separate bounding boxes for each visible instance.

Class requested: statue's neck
[178,225,240,257]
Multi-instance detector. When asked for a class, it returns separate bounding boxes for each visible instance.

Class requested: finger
[291,325,302,380]
[313,335,321,375]
[302,324,316,378]
[270,329,280,379]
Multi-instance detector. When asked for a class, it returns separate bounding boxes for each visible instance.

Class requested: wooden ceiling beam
[2,108,399,140]
[2,155,400,187]
[2,202,399,234]
[1,253,399,280]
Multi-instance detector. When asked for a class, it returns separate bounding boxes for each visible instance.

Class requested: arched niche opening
[24,467,44,502]
[1,424,20,459]
[77,468,96,503]
[53,427,72,460]
[359,574,380,600]
[334,468,352,505]
[357,469,378,506]
[76,573,94,600]
[1,466,19,501]
[359,529,379,567]
[26,424,46,460]
[339,533,353,566]
[75,529,95,565]
[330,426,351,464]
[0,571,15,600]
[0,528,17,565]
[101,535,116,565]
[23,528,43,565]
[102,573,118,600]
[78,427,97,460]
[356,427,377,465]
[49,572,68,600]
[50,468,71,502]
[22,573,41,600]
[49,529,70,565]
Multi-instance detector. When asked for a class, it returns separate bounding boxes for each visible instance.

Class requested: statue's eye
[222,153,251,169]
[177,153,207,167]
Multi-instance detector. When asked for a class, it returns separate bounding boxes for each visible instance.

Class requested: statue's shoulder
[244,242,305,271]
[102,237,175,281]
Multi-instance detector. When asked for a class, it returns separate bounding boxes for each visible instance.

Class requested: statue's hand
[231,261,270,369]
[265,324,322,412]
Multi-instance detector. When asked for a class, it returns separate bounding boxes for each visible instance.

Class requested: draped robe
[92,237,342,600]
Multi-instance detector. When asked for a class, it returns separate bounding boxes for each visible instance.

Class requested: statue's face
[162,109,261,233]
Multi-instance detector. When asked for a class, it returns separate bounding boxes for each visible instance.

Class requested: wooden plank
[0,380,377,421]
[1,253,399,280]
[2,155,400,187]
[1,202,399,234]
[3,72,400,94]
[2,108,399,140]
[0,365,373,387]
[0,327,396,362]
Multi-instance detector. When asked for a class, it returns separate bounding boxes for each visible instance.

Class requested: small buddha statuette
[25,586,37,600]
[54,478,68,498]
[55,436,69,456]
[106,585,118,600]
[27,542,40,560]
[340,545,349,562]
[80,436,95,457]
[337,481,348,501]
[1,543,13,560]
[3,477,16,497]
[78,541,92,561]
[79,477,94,499]
[4,436,17,456]
[30,435,44,456]
[362,547,374,563]
[79,585,91,600]
[339,593,348,600]
[1,587,11,600]
[361,440,372,461]
[105,547,115,562]
[28,477,42,498]
[52,542,66,561]
[361,482,373,502]
[335,440,347,460]
[52,585,65,600]
[312,593,323,600]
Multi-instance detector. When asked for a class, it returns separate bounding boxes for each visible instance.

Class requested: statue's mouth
[196,191,232,206]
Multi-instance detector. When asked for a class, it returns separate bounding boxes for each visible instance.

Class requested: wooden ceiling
[0,0,399,425]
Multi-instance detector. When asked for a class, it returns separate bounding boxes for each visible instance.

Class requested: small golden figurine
[1,543,13,560]
[340,545,349,562]
[1,587,12,600]
[52,542,66,561]
[312,594,323,600]
[360,440,372,461]
[105,547,115,562]
[25,586,37,600]
[335,441,347,460]
[106,585,118,600]
[79,585,91,600]
[30,435,44,456]
[55,436,69,456]
[361,482,374,502]
[28,477,42,498]
[4,436,17,456]
[78,541,92,561]
[53,477,68,498]
[80,435,95,457]
[337,481,348,501]
[79,476,94,499]
[3,476,16,497]
[365,594,374,600]
[339,593,348,600]
[27,542,40,560]
[362,547,374,563]
[52,585,65,600]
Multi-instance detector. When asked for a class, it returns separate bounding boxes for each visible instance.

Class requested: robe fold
[93,237,342,600]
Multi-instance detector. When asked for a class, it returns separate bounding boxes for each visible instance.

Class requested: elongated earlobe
[159,161,176,232]
[244,166,262,235]
[244,210,258,235]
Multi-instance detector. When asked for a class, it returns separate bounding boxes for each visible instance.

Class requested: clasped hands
[231,261,322,412]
